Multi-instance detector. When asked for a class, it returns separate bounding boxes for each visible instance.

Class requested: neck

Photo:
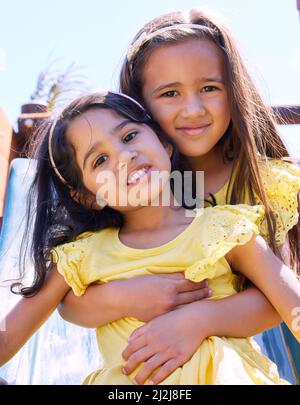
[186,145,234,198]
[121,185,186,233]
[122,205,185,233]
[186,144,224,171]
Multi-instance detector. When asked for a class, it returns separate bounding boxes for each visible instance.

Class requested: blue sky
[0,0,299,131]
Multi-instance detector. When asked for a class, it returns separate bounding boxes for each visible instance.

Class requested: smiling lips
[127,165,151,185]
[177,123,211,136]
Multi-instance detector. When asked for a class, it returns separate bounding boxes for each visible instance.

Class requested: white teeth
[127,167,148,184]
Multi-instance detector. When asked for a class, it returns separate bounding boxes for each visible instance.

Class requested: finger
[134,353,166,385]
[128,324,148,341]
[176,287,212,305]
[123,346,153,376]
[122,335,146,361]
[176,278,209,292]
[147,358,180,385]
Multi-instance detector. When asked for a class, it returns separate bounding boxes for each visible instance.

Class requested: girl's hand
[124,274,210,322]
[59,274,210,326]
[122,303,207,385]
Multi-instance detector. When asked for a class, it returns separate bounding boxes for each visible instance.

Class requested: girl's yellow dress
[51,204,291,385]
[205,159,300,245]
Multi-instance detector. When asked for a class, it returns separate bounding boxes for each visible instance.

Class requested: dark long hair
[14,91,180,297]
[119,8,300,280]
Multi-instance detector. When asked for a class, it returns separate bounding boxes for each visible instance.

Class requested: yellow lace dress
[205,159,300,245]
[51,204,289,385]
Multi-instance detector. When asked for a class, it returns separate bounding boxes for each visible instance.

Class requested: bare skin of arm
[59,237,291,330]
[227,234,300,340]
[59,271,280,331]
[0,267,70,366]
[123,235,300,384]
[58,273,211,326]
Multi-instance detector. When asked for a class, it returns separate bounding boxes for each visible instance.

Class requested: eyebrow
[152,77,225,95]
[200,77,224,84]
[152,82,180,95]
[82,119,133,169]
[111,119,132,135]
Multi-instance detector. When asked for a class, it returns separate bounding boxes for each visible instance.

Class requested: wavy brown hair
[119,8,300,282]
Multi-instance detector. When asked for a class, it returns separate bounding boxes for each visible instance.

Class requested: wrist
[109,279,135,319]
[187,300,217,338]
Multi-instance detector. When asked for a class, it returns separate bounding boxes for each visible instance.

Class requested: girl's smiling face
[66,108,172,211]
[141,38,231,159]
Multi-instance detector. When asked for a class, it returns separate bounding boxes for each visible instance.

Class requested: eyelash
[92,131,138,169]
[123,131,138,143]
[160,86,219,98]
[160,90,178,98]
[201,85,218,93]
[93,155,108,168]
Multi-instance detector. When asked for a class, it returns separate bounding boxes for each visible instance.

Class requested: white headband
[127,23,215,65]
[48,120,71,188]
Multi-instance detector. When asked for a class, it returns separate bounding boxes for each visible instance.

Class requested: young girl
[1,90,300,385]
[59,8,300,384]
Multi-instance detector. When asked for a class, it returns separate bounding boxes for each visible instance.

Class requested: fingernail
[133,379,137,385]
[208,289,212,296]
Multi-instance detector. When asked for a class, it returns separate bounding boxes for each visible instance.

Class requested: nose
[181,94,206,119]
[118,150,138,170]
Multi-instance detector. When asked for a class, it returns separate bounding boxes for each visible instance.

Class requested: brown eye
[123,131,138,143]
[161,90,178,97]
[93,155,108,168]
[201,86,218,93]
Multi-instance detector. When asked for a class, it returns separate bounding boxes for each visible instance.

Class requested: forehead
[142,38,225,83]
[66,108,122,145]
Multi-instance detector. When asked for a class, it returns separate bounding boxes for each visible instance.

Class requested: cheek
[84,169,110,196]
[147,101,174,128]
[83,176,97,196]
[220,93,231,117]
[211,97,231,126]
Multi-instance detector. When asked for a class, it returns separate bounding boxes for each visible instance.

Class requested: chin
[180,148,208,158]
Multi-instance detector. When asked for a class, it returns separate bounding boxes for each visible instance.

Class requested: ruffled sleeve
[185,204,264,282]
[259,160,300,245]
[51,239,88,296]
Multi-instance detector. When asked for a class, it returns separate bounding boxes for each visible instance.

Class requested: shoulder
[50,227,117,296]
[259,158,300,185]
[185,204,263,282]
[193,204,264,247]
[50,228,116,273]
[52,227,116,256]
[199,204,264,227]
[257,158,300,244]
